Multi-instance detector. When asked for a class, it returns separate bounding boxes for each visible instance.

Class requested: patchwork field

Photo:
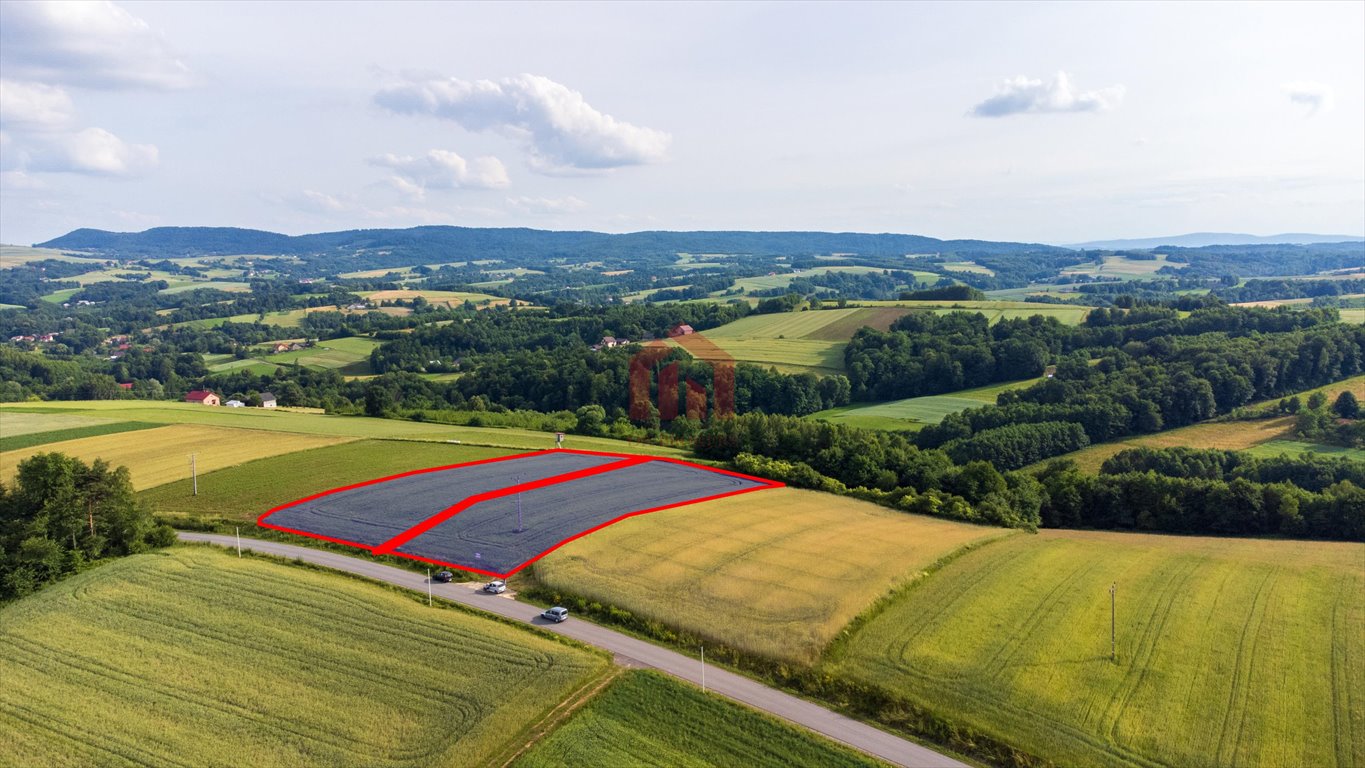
[142,440,516,525]
[0,547,609,768]
[0,245,105,266]
[360,289,521,308]
[1045,375,1365,472]
[830,529,1365,768]
[512,670,880,768]
[174,308,313,329]
[1061,254,1187,279]
[0,402,688,457]
[534,487,1007,662]
[205,335,382,376]
[809,377,1043,431]
[680,307,917,374]
[0,421,161,452]
[0,424,353,490]
[859,299,1094,325]
[1243,439,1365,462]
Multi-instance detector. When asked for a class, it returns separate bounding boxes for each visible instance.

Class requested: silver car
[541,606,569,623]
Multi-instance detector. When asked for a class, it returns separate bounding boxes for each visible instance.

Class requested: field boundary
[258,448,783,578]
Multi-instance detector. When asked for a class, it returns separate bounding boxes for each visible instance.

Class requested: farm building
[117,382,133,390]
[259,392,278,408]
[669,323,695,337]
[185,390,220,406]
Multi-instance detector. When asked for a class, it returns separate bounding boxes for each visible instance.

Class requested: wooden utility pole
[191,454,198,496]
[1110,582,1117,662]
[701,645,706,693]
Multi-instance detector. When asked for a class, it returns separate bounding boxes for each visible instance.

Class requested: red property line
[372,455,650,554]
[257,448,783,579]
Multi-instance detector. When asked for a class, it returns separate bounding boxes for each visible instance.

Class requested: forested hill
[36,226,1070,262]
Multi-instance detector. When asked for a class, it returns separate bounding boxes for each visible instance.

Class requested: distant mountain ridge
[36,225,1069,261]
[1066,232,1365,250]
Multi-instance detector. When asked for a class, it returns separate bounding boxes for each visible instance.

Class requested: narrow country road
[178,532,968,768]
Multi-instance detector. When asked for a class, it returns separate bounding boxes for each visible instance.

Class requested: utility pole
[427,570,432,607]
[235,526,242,558]
[190,453,198,496]
[701,645,706,693]
[515,474,524,533]
[1110,582,1117,662]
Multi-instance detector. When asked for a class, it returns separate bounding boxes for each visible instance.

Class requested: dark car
[433,571,454,583]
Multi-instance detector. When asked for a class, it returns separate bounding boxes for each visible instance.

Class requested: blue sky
[1,0,1361,246]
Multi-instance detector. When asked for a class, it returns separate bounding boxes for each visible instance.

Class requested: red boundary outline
[257,448,783,579]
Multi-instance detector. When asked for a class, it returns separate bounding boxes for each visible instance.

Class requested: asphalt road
[179,532,969,768]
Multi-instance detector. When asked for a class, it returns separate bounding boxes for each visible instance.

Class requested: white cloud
[35,127,158,176]
[1284,81,1334,115]
[970,71,1124,117]
[507,195,588,215]
[296,189,348,214]
[368,149,510,198]
[0,1,191,90]
[0,79,75,130]
[374,73,670,173]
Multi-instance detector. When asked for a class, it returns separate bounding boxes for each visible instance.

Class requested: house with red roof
[184,390,220,406]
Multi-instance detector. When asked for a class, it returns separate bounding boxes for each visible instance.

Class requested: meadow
[204,335,382,376]
[359,288,520,308]
[534,487,1007,662]
[0,401,688,457]
[1044,374,1365,472]
[808,377,1043,431]
[0,423,352,490]
[141,439,516,525]
[830,529,1365,768]
[0,547,609,768]
[859,299,1094,325]
[0,421,161,452]
[0,245,105,266]
[512,670,881,768]
[1061,254,1187,279]
[174,308,313,329]
[680,306,916,374]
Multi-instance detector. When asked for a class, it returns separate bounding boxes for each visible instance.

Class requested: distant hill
[36,225,1069,262]
[1066,232,1365,250]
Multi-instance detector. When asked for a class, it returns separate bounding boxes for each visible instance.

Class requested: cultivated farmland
[512,670,882,768]
[830,529,1365,768]
[142,440,516,526]
[0,423,352,490]
[808,377,1043,431]
[0,547,609,768]
[680,307,915,374]
[534,487,1007,662]
[1045,374,1365,472]
[0,402,688,457]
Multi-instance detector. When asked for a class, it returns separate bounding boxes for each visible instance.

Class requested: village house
[184,390,220,406]
[669,323,695,337]
[259,392,277,408]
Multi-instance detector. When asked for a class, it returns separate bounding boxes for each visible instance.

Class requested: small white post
[701,645,705,693]
[190,453,198,496]
[427,570,432,607]
[235,526,242,558]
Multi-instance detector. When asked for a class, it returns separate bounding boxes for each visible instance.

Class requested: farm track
[180,532,969,768]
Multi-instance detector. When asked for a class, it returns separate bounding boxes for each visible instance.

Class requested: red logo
[629,330,735,421]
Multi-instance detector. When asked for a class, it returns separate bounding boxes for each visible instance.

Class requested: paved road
[179,532,968,768]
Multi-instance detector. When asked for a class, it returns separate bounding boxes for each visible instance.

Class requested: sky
[1,0,1362,246]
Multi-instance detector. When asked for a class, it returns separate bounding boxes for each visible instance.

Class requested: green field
[0,547,608,768]
[536,487,1005,662]
[1062,254,1187,279]
[857,299,1094,325]
[0,421,161,452]
[680,307,916,374]
[211,336,382,376]
[175,308,313,329]
[141,440,515,524]
[0,424,352,490]
[512,670,880,768]
[809,377,1043,431]
[0,401,688,457]
[830,529,1364,768]
[1243,439,1365,462]
[0,245,105,266]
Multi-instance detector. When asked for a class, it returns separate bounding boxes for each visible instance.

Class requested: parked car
[483,580,506,594]
[542,606,569,623]
[433,571,454,583]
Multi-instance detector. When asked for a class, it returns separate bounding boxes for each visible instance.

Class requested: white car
[483,580,506,594]
[542,606,569,623]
